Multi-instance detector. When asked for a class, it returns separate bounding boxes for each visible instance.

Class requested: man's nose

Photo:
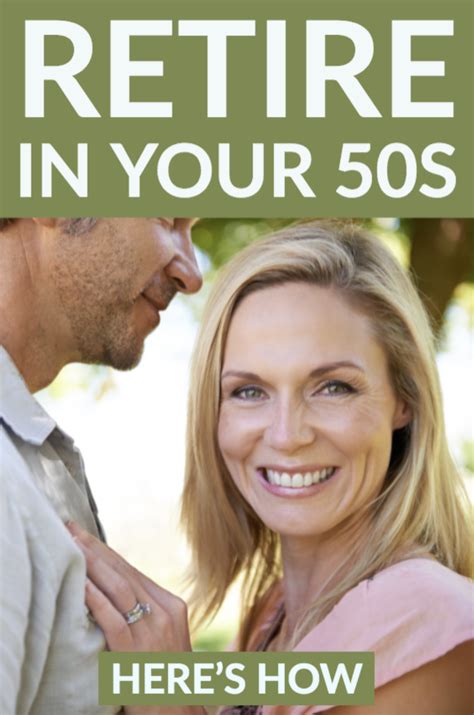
[264,399,315,453]
[166,226,203,294]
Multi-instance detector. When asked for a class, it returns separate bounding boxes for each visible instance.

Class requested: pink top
[232,559,474,714]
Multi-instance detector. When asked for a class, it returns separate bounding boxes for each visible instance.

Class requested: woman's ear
[393,400,412,430]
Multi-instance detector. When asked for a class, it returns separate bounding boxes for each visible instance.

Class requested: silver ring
[141,603,152,616]
[123,602,152,625]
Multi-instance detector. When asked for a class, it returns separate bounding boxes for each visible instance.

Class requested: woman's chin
[253,507,338,541]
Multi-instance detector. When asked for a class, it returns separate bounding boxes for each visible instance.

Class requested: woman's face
[218,282,410,540]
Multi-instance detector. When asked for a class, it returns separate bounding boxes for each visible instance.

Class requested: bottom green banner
[99,651,374,706]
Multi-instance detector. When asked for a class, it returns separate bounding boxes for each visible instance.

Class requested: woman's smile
[256,464,340,497]
[218,281,410,540]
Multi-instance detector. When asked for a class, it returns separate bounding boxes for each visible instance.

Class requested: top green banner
[0,0,472,217]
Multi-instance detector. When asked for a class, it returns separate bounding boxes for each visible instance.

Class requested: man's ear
[32,218,58,229]
[393,400,412,430]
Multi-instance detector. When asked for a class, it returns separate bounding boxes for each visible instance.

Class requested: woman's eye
[319,380,354,396]
[232,386,265,401]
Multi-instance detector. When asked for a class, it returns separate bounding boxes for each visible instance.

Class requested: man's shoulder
[1,423,66,539]
[1,421,40,495]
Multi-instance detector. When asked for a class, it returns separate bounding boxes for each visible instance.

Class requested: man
[0,217,202,714]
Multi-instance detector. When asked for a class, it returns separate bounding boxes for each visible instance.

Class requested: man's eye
[232,386,265,400]
[319,380,354,396]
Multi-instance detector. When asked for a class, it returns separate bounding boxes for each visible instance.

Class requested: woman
[73,222,473,714]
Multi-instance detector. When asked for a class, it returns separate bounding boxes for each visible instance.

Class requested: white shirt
[0,347,120,715]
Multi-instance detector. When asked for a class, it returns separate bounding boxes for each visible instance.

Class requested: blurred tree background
[193,218,473,341]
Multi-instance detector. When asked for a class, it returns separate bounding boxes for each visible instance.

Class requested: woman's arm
[325,639,473,715]
[67,521,206,715]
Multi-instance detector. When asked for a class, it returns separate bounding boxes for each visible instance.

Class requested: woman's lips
[256,466,339,497]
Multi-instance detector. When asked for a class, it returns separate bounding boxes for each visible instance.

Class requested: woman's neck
[278,519,369,643]
[275,523,426,649]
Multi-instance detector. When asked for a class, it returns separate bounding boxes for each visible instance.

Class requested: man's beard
[99,328,145,371]
[73,304,145,371]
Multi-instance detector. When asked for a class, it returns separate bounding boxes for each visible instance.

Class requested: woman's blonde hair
[181,221,472,647]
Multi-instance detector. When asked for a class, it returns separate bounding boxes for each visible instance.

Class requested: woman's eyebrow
[221,370,262,381]
[308,361,365,377]
[221,362,364,382]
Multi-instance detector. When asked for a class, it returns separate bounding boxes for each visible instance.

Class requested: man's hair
[181,220,472,645]
[0,218,98,235]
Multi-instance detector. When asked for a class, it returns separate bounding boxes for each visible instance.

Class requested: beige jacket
[0,347,120,715]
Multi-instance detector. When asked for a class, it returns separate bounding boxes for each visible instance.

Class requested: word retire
[25,19,454,119]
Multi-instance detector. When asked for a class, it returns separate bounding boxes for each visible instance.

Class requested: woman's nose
[263,400,315,453]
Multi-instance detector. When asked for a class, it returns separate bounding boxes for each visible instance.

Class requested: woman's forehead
[228,283,369,337]
[223,282,387,376]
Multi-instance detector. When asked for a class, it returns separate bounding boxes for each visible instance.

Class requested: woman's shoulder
[308,558,472,635]
[362,558,473,646]
[295,559,473,699]
[364,557,473,609]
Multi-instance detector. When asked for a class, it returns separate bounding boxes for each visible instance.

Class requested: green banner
[98,651,374,706]
[0,0,472,216]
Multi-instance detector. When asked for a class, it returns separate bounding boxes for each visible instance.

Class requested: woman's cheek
[323,401,386,450]
[218,405,264,460]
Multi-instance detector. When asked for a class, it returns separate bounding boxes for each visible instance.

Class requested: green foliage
[192,218,294,269]
[193,624,235,652]
[194,218,473,324]
[194,218,409,271]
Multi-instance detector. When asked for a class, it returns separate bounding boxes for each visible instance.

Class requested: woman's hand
[67,521,192,653]
[66,522,205,715]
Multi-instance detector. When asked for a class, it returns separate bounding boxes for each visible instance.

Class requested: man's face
[49,217,202,369]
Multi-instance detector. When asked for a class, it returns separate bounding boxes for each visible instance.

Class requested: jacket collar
[0,346,56,445]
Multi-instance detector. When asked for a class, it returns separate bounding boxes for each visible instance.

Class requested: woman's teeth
[265,467,336,488]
